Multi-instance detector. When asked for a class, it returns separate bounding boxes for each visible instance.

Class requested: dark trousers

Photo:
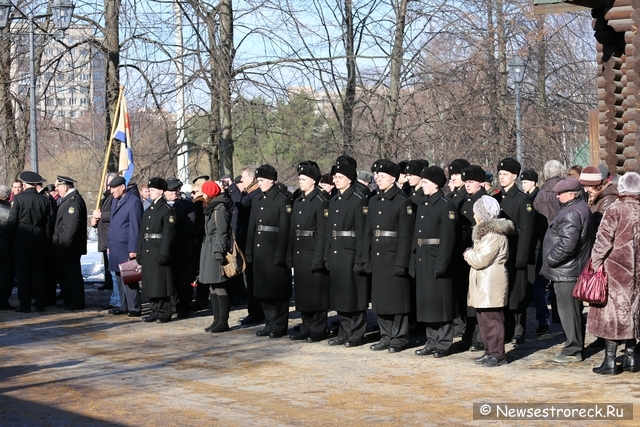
[116,272,141,314]
[300,310,327,337]
[246,263,264,320]
[425,321,453,351]
[150,297,172,321]
[532,249,550,327]
[554,281,584,356]
[504,309,527,341]
[175,278,193,315]
[461,314,483,344]
[0,254,14,306]
[378,314,409,347]
[337,311,367,341]
[261,297,289,334]
[43,254,58,306]
[56,254,85,309]
[102,251,113,288]
[477,308,505,358]
[15,258,45,309]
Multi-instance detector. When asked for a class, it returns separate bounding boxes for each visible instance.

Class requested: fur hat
[404,159,430,176]
[256,164,278,181]
[484,170,494,184]
[319,174,333,185]
[448,159,470,176]
[520,169,539,183]
[497,158,521,176]
[201,181,221,198]
[297,161,321,182]
[373,159,401,180]
[331,162,357,183]
[473,195,501,222]
[552,177,581,193]
[579,166,603,186]
[618,172,640,195]
[335,154,357,169]
[461,165,486,182]
[420,166,447,188]
[148,177,168,191]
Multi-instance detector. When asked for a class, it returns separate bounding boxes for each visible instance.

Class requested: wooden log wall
[597,0,640,174]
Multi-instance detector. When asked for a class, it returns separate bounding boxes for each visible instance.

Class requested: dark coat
[363,186,415,315]
[324,185,368,312]
[7,187,52,259]
[199,195,230,285]
[533,177,563,224]
[588,196,640,340]
[287,187,330,312]
[168,197,196,285]
[410,190,457,323]
[52,190,87,257]
[137,198,176,298]
[0,200,11,254]
[408,186,426,205]
[448,185,468,208]
[246,185,292,299]
[499,184,536,310]
[95,191,113,252]
[229,182,261,252]
[589,182,618,231]
[540,197,592,283]
[107,190,143,271]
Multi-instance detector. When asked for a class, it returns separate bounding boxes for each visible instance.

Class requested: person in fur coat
[588,171,640,375]
[463,196,514,367]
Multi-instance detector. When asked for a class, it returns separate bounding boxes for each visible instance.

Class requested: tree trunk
[218,0,234,178]
[208,10,221,180]
[104,0,121,172]
[342,0,356,152]
[0,34,24,181]
[495,0,511,158]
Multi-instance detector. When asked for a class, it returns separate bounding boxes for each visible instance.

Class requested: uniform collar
[263,185,280,199]
[379,185,400,199]
[502,184,519,198]
[338,184,357,199]
[426,189,444,203]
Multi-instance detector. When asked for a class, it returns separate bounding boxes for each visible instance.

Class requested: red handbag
[119,259,142,285]
[573,260,607,305]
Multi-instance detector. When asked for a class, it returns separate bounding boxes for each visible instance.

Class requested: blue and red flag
[112,95,134,184]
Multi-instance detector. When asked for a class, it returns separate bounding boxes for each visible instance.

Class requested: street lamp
[508,55,526,164]
[0,0,75,173]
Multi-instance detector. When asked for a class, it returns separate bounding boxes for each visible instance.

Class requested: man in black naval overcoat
[411,166,458,357]
[447,158,470,205]
[364,160,415,353]
[325,162,368,347]
[498,158,536,344]
[287,161,330,343]
[52,175,88,310]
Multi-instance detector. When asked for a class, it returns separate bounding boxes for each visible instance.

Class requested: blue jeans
[107,254,122,307]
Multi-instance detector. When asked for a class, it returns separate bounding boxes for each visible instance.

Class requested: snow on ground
[81,228,104,283]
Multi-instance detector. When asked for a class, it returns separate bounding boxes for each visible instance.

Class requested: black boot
[593,340,622,375]
[211,295,230,333]
[623,339,639,373]
[204,295,219,332]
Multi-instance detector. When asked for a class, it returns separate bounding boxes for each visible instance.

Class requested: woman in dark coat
[287,161,330,342]
[199,181,232,333]
[411,166,457,357]
[245,165,292,338]
[588,172,640,375]
[138,178,176,323]
[364,159,414,353]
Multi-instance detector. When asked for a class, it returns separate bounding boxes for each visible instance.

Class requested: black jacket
[52,190,88,257]
[0,200,11,253]
[7,187,52,259]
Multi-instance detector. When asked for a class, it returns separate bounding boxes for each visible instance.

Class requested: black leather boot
[593,340,622,375]
[211,295,230,333]
[204,295,219,332]
[623,339,639,373]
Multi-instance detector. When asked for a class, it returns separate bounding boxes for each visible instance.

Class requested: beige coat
[464,218,514,308]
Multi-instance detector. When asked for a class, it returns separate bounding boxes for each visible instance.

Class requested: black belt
[295,230,316,237]
[332,230,356,237]
[417,238,440,246]
[374,230,397,238]
[144,233,162,239]
[257,225,279,232]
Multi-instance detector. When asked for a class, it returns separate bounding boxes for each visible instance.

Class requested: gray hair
[242,165,256,178]
[543,160,565,180]
[0,185,10,200]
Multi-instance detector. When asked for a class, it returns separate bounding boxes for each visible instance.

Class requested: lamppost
[0,0,75,173]
[508,55,526,164]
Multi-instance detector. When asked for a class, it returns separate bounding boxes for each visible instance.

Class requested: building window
[80,98,87,105]
[57,111,64,118]
[57,99,64,106]
[69,111,76,118]
[69,86,76,94]
[69,98,76,105]
[80,74,89,80]
[79,86,89,94]
[45,98,54,106]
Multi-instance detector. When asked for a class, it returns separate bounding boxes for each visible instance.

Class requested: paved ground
[1,284,639,426]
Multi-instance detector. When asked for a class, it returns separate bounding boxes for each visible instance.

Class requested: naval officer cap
[18,171,45,185]
[56,175,77,186]
[192,175,210,184]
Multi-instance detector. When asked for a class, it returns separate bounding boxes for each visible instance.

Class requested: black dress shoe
[305,334,325,343]
[328,337,348,346]
[536,324,550,335]
[108,308,127,315]
[474,354,490,364]
[34,304,46,312]
[469,342,485,352]
[143,315,158,322]
[370,342,390,351]
[256,329,270,337]
[127,311,142,317]
[100,303,114,310]
[433,349,450,358]
[64,305,83,311]
[269,331,286,338]
[176,312,189,319]
[511,336,525,345]
[204,322,217,332]
[157,317,171,323]
[56,293,67,300]
[15,306,31,313]
[344,339,363,347]
[415,346,436,356]
[483,356,507,367]
[290,333,309,341]
[0,303,16,310]
[388,345,403,353]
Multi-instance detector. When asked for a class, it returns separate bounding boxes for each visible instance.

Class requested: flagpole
[96,86,125,211]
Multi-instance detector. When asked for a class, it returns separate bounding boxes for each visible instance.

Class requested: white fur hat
[618,172,640,195]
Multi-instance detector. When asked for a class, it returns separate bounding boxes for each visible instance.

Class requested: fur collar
[472,218,515,241]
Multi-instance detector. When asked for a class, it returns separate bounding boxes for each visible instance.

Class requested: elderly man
[541,177,593,363]
[53,176,88,310]
[0,185,14,310]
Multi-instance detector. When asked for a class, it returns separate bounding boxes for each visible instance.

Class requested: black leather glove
[353,263,365,275]
[158,255,169,266]
[434,269,445,279]
[324,261,330,270]
[274,257,286,267]
[363,263,372,274]
[392,266,407,277]
[245,254,253,263]
[311,263,324,273]
[409,269,415,278]
[286,259,292,270]
[515,260,527,270]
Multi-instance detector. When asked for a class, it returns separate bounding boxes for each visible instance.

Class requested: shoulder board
[316,192,328,202]
[353,189,364,199]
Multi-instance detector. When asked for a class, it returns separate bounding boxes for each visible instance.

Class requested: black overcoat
[137,198,176,298]
[52,190,87,257]
[7,188,51,259]
[246,185,292,299]
[169,198,195,285]
[499,185,535,310]
[324,185,368,312]
[287,187,329,312]
[410,190,457,323]
[363,186,415,315]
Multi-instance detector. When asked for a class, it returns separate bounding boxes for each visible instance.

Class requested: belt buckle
[332,230,336,238]
[295,230,300,237]
[374,230,381,237]
[418,239,423,247]
[144,233,149,239]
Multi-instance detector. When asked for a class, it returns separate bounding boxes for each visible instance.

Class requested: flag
[112,95,134,184]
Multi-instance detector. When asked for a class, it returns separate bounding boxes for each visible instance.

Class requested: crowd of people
[1,155,639,374]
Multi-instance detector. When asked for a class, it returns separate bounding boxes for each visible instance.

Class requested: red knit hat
[201,181,221,198]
